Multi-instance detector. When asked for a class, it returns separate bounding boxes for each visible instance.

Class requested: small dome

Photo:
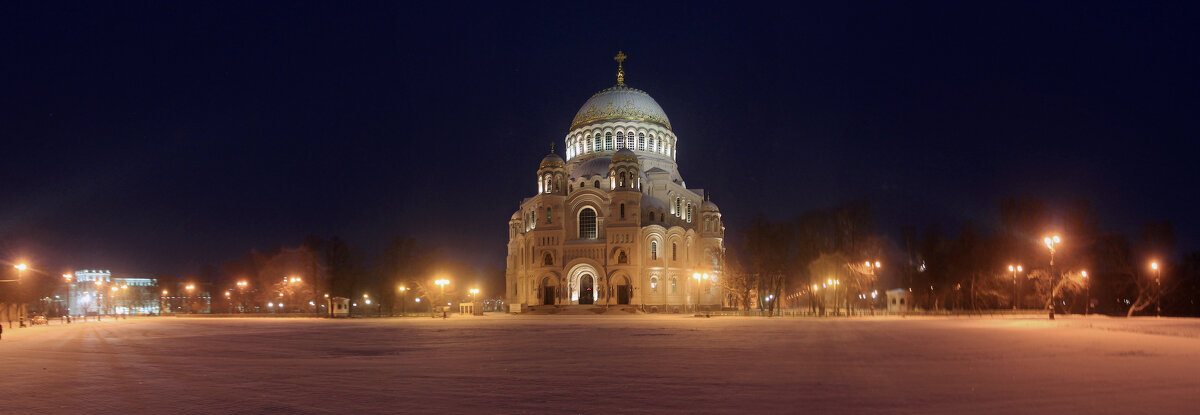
[642,194,668,211]
[570,157,611,179]
[571,86,672,131]
[611,148,638,164]
[702,201,720,212]
[539,153,565,169]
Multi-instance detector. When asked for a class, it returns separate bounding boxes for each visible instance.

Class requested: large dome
[570,86,672,131]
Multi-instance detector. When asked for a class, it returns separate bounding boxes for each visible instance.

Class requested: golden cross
[550,142,556,153]
[614,50,627,86]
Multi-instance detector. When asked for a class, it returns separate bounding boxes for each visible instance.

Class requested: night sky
[2,2,1197,277]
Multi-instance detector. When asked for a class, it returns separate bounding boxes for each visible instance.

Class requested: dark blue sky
[2,2,1197,276]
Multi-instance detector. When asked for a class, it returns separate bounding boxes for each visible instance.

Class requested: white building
[69,270,159,315]
[506,52,725,312]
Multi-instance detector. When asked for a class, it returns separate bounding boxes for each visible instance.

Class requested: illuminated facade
[506,52,726,311]
[68,270,160,315]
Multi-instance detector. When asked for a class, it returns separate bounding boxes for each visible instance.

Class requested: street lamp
[234,280,248,314]
[1008,265,1023,310]
[10,264,26,286]
[1044,235,1061,319]
[865,261,882,315]
[185,284,196,314]
[1151,261,1161,317]
[435,279,450,316]
[398,286,408,317]
[1081,270,1089,316]
[692,272,709,314]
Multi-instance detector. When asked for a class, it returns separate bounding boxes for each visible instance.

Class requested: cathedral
[506,52,725,312]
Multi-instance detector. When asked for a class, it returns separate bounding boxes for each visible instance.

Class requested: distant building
[68,270,159,315]
[506,53,726,312]
[887,289,913,313]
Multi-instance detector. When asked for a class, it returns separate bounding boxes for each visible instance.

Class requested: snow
[2,315,1200,414]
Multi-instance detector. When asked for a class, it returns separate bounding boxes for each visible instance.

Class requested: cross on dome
[614,50,627,86]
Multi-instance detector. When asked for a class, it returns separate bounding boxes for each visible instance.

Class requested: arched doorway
[541,277,555,306]
[579,274,595,305]
[614,275,631,305]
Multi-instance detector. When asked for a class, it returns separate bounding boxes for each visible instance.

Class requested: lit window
[626,134,634,149]
[651,241,658,260]
[686,202,692,223]
[605,132,613,150]
[638,133,645,151]
[594,133,601,152]
[671,277,677,294]
[650,277,659,293]
[616,132,624,149]
[579,208,597,239]
[546,207,552,223]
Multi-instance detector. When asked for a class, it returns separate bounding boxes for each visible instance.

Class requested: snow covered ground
[2,314,1199,414]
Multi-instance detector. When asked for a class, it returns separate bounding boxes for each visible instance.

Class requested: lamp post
[236,280,248,313]
[1008,265,1023,310]
[94,280,103,320]
[1081,271,1089,316]
[469,288,480,315]
[121,284,129,317]
[865,261,882,315]
[185,284,195,314]
[398,286,408,317]
[1151,262,1160,317]
[1043,235,1061,320]
[691,273,709,314]
[161,290,168,315]
[435,279,449,317]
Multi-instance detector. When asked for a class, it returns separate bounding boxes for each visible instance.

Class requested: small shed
[330,297,350,318]
[886,289,914,313]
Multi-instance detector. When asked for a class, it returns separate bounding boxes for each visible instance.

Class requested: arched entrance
[613,275,631,305]
[579,274,595,305]
[541,277,556,305]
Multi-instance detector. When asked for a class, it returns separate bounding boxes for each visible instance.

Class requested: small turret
[608,148,640,191]
[537,146,566,195]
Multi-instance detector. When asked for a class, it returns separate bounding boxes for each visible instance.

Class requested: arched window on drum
[579,208,597,239]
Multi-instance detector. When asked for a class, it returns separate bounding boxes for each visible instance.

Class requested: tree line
[723,196,1200,317]
[155,235,503,315]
